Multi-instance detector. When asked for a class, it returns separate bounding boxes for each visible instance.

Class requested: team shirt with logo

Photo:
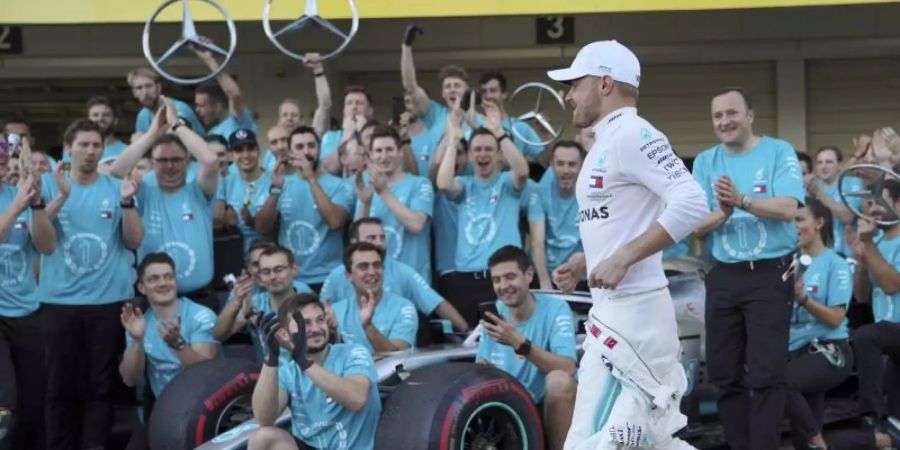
[0,186,39,317]
[320,258,442,315]
[206,109,258,141]
[40,174,135,305]
[872,233,900,323]
[476,294,577,402]
[451,171,524,272]
[575,107,708,299]
[137,181,215,294]
[135,98,206,137]
[215,171,272,255]
[276,174,355,284]
[820,176,864,257]
[789,249,852,351]
[433,192,460,274]
[332,291,418,354]
[356,173,434,281]
[279,344,381,450]
[125,298,218,396]
[693,136,805,263]
[421,100,544,159]
[410,128,442,176]
[530,178,582,272]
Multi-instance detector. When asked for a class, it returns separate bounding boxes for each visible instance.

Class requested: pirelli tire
[147,358,259,450]
[376,362,545,450]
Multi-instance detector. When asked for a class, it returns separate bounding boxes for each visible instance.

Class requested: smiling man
[213,129,271,255]
[806,145,863,257]
[128,67,205,137]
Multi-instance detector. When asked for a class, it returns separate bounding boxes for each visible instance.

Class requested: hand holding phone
[478,302,500,324]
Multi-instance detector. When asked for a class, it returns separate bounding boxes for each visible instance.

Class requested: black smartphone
[62,161,71,172]
[459,88,483,111]
[477,302,500,324]
[391,95,406,123]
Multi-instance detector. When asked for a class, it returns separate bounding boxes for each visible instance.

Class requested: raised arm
[400,25,430,118]
[193,39,245,117]
[110,106,168,178]
[305,53,332,137]
[485,101,529,190]
[251,365,290,427]
[859,219,900,295]
[166,98,219,198]
[120,173,144,251]
[529,220,553,290]
[436,113,464,198]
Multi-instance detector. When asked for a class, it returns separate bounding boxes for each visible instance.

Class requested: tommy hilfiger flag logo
[100,211,113,219]
[13,221,26,229]
[183,213,194,221]
[806,285,819,294]
[753,182,767,193]
[590,176,604,189]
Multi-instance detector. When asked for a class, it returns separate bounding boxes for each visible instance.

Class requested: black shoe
[886,416,900,448]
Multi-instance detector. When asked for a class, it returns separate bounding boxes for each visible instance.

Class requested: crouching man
[249,293,381,450]
[477,245,578,450]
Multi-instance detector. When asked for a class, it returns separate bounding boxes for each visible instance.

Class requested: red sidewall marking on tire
[195,414,208,446]
[203,372,252,412]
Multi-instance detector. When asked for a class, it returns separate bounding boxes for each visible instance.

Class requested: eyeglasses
[258,265,290,277]
[153,157,186,166]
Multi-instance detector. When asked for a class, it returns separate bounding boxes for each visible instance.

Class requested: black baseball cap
[228,129,257,150]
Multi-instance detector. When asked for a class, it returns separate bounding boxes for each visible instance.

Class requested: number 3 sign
[535,16,574,45]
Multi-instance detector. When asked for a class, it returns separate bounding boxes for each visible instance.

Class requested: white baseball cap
[547,40,641,88]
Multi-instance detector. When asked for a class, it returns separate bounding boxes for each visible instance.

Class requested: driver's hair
[343,241,385,273]
[258,244,295,267]
[815,145,843,163]
[277,293,324,329]
[488,245,532,274]
[150,134,188,157]
[803,197,834,248]
[127,67,159,86]
[137,252,176,280]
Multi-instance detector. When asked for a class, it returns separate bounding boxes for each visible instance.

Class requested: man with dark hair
[213,129,271,253]
[478,245,577,450]
[211,240,275,341]
[331,242,418,354]
[796,151,812,176]
[436,105,530,324]
[318,85,376,175]
[3,119,35,148]
[530,141,585,291]
[39,118,144,450]
[128,67,205,136]
[192,44,257,138]
[248,293,380,450]
[693,85,805,449]
[478,70,544,159]
[255,126,355,292]
[85,96,128,164]
[119,252,219,448]
[355,125,434,280]
[806,146,863,257]
[111,98,221,312]
[0,152,55,449]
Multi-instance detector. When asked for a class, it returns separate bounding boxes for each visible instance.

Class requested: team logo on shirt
[63,233,108,274]
[806,284,819,294]
[13,221,26,229]
[384,226,403,259]
[100,199,113,219]
[752,182,767,194]
[158,241,197,279]
[285,221,323,256]
[464,214,498,245]
[589,176,604,189]
[181,202,194,221]
[0,244,27,286]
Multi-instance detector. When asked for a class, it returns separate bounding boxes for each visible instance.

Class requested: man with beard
[214,129,271,254]
[255,126,354,292]
[192,43,257,139]
[128,67,205,136]
[805,145,863,257]
[248,294,380,450]
[331,242,418,354]
[398,92,441,176]
[692,87,804,450]
[477,246,577,450]
[111,99,220,312]
[531,141,586,292]
[436,103,530,326]
[38,119,144,450]
[119,252,219,448]
[321,218,469,333]
[355,126,434,281]
[85,96,128,162]
[0,147,55,450]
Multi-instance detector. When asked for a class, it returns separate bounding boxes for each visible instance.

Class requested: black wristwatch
[514,339,532,356]
[171,117,188,132]
[120,198,135,209]
[497,133,511,144]
[30,199,46,210]
[170,336,187,351]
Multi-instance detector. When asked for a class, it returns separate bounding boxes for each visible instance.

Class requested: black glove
[254,313,282,367]
[403,24,423,46]
[290,311,314,371]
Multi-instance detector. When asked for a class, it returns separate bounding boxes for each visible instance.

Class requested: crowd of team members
[0,27,899,450]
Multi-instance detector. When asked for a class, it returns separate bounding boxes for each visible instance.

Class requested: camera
[459,89,483,111]
[222,273,237,290]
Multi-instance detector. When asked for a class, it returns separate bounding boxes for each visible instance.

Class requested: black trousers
[43,302,125,450]
[705,260,792,450]
[437,271,495,327]
[785,340,853,449]
[853,321,900,419]
[0,310,45,450]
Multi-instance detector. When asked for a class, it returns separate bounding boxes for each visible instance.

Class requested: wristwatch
[496,133,512,144]
[514,339,532,356]
[30,199,46,210]
[269,185,283,197]
[120,198,135,209]
[171,117,189,132]
[170,336,187,351]
[740,195,753,210]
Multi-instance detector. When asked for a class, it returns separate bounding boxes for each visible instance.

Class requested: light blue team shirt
[206,109,258,141]
[40,174,135,305]
[320,258,443,315]
[102,140,128,163]
[821,176,863,257]
[476,294,577,402]
[433,192,460,274]
[250,281,314,316]
[872,233,900,323]
[0,186,39,317]
[125,298,218,396]
[410,127,442,177]
[451,171,524,271]
[530,178,582,272]
[226,151,278,176]
[421,100,543,159]
[692,136,805,263]
[332,291,418,354]
[357,173,434,282]
[320,130,343,163]
[137,181,215,294]
[135,98,205,137]
[276,174,355,284]
[278,344,381,450]
[663,240,691,261]
[215,171,272,255]
[142,161,200,187]
[789,249,852,351]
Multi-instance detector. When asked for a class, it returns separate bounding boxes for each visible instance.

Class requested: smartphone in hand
[478,302,500,324]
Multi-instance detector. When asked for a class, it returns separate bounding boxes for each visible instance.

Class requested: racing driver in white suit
[549,41,709,450]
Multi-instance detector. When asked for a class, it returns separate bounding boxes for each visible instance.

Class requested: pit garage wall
[2,4,900,156]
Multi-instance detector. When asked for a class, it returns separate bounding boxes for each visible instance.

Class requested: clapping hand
[289,311,314,371]
[252,312,283,367]
[120,303,147,341]
[158,316,184,349]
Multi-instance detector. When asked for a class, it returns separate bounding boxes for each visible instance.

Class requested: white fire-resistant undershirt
[575,107,708,301]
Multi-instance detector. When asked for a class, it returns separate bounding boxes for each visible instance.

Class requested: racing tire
[147,358,259,450]
[376,362,545,450]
